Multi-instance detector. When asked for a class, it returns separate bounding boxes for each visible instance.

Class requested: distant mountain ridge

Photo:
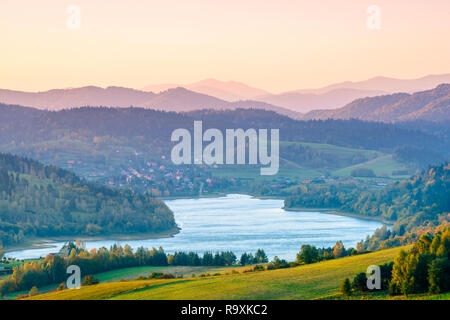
[143,78,271,101]
[302,84,450,122]
[2,74,449,117]
[143,74,450,112]
[255,88,388,113]
[295,74,450,94]
[0,86,300,119]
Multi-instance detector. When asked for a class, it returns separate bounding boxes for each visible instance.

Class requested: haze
[1,0,450,93]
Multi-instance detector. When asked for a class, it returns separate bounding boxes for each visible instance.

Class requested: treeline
[0,153,175,245]
[0,242,264,296]
[285,163,450,250]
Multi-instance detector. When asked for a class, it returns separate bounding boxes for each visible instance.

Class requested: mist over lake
[6,194,382,260]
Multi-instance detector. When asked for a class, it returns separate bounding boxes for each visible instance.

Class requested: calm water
[6,194,382,260]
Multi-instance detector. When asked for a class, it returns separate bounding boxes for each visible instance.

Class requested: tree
[0,242,3,259]
[297,245,319,264]
[240,253,249,266]
[352,272,367,292]
[333,241,345,258]
[340,278,352,296]
[28,286,39,297]
[428,257,450,294]
[255,249,268,263]
[390,250,417,296]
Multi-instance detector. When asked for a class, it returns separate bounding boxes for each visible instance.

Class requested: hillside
[0,153,176,246]
[26,246,407,300]
[285,163,450,245]
[302,84,450,122]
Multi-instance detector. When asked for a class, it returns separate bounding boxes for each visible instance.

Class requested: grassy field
[95,265,243,282]
[332,154,408,178]
[27,246,412,300]
[211,142,408,181]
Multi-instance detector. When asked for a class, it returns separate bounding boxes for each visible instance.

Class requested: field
[28,246,414,300]
[210,141,409,182]
[332,154,408,178]
[95,265,243,282]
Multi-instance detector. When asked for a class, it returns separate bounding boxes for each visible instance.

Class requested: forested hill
[285,163,450,248]
[0,153,176,246]
[0,104,448,155]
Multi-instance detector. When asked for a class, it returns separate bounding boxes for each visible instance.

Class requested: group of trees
[341,228,450,297]
[296,241,358,265]
[0,242,266,296]
[389,228,450,295]
[239,249,269,265]
[170,251,237,267]
[0,153,176,245]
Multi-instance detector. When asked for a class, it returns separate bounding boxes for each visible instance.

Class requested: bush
[81,275,100,286]
[340,278,352,296]
[253,265,264,272]
[352,272,367,292]
[56,283,65,291]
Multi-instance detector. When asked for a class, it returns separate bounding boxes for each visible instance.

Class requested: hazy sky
[1,0,450,93]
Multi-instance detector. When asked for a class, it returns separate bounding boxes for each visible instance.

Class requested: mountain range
[0,86,301,119]
[0,74,449,120]
[141,74,450,112]
[302,84,450,122]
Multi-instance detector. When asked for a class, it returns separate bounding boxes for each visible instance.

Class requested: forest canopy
[0,153,176,246]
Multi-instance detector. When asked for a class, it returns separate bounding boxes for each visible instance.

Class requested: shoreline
[4,227,181,254]
[284,207,395,225]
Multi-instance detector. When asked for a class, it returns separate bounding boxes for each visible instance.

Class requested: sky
[1,0,450,93]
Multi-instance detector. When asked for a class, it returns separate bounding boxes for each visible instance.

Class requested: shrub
[81,275,100,286]
[340,278,352,296]
[28,286,39,297]
[253,265,264,271]
[352,272,368,292]
[56,283,65,291]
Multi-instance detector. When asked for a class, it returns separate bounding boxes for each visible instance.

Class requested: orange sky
[1,0,449,93]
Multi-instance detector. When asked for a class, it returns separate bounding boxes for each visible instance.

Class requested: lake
[5,194,382,260]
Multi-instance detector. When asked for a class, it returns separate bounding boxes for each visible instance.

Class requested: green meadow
[28,246,415,300]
